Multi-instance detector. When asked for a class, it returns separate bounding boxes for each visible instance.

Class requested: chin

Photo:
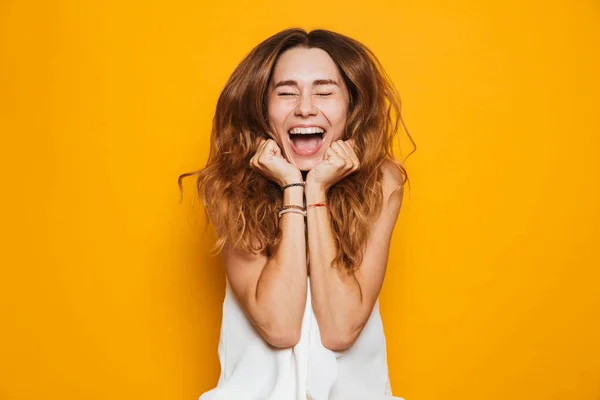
[289,155,321,172]
[294,159,319,172]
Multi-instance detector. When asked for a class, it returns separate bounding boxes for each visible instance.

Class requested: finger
[339,141,359,166]
[266,139,282,157]
[251,150,261,167]
[260,139,280,161]
[332,140,352,159]
[257,139,272,160]
[251,142,266,168]
[328,143,346,158]
[330,142,352,168]
[254,141,268,164]
[259,138,270,153]
[257,141,274,166]
[254,137,267,152]
[325,146,340,160]
[250,148,259,167]
[326,147,346,167]
[325,146,338,158]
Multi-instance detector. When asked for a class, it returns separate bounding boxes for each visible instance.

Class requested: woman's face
[266,47,350,172]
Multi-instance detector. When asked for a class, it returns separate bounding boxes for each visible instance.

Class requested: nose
[294,93,317,117]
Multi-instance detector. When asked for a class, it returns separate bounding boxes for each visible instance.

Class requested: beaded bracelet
[276,204,306,213]
[282,182,305,190]
[278,208,307,218]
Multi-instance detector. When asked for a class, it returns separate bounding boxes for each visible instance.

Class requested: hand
[305,139,360,191]
[250,139,302,187]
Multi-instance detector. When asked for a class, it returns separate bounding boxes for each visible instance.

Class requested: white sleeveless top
[199,277,405,400]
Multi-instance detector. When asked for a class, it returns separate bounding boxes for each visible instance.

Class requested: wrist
[281,175,303,187]
[305,183,328,203]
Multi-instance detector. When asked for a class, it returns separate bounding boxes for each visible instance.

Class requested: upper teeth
[289,127,325,135]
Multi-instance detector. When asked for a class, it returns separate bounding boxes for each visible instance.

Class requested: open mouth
[288,127,326,156]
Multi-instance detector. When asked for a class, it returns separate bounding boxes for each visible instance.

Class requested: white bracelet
[278,208,307,218]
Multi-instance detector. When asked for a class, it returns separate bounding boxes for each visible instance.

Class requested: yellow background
[1,1,599,399]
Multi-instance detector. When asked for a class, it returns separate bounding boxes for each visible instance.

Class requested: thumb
[266,140,282,157]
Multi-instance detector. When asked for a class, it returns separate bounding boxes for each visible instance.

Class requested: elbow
[249,298,303,348]
[320,329,360,352]
[261,324,302,349]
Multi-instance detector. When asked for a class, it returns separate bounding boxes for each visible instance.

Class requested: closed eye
[276,92,332,97]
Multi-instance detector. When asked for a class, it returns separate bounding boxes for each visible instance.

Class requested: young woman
[180,28,414,400]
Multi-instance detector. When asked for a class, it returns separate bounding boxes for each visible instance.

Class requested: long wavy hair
[178,28,415,271]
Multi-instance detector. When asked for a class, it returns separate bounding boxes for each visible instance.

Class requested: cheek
[318,101,348,127]
[268,101,294,130]
[266,114,282,135]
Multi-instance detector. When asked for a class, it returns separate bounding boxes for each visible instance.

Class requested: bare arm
[222,139,307,348]
[306,159,404,351]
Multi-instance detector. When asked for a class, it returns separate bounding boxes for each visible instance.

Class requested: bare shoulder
[379,158,405,204]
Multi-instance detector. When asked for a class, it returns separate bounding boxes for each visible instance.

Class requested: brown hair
[178,28,415,271]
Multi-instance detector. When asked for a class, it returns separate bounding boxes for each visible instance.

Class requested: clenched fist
[305,139,359,191]
[250,139,303,187]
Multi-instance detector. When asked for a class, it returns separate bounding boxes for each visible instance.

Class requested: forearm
[305,183,363,349]
[253,185,307,345]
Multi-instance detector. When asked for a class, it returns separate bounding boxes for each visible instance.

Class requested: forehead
[271,47,343,83]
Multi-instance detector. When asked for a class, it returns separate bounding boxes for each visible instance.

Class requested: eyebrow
[273,79,339,89]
